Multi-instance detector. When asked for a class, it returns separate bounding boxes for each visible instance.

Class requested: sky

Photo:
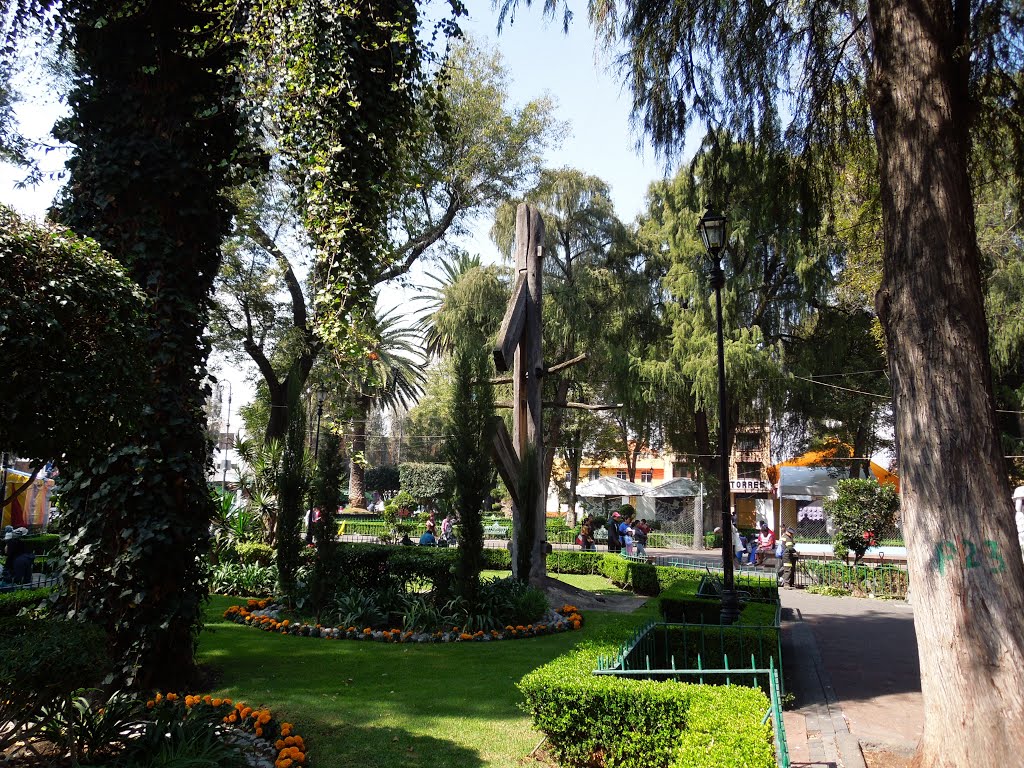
[0,4,686,431]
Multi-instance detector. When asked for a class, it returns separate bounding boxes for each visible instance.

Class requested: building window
[616,470,627,480]
[736,433,762,453]
[641,470,653,483]
[673,461,694,479]
[589,468,600,480]
[737,462,762,480]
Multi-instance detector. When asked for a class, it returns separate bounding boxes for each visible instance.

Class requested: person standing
[634,519,649,558]
[578,517,592,551]
[619,514,635,556]
[777,527,798,587]
[606,512,621,553]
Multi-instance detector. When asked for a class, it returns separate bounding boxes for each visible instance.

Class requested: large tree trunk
[869,0,1024,763]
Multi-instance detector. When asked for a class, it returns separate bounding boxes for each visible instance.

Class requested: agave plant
[209,491,263,562]
[233,436,284,545]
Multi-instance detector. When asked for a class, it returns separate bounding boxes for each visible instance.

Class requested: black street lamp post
[698,210,741,626]
[314,386,327,459]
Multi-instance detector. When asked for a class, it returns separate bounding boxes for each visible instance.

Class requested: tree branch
[248,221,309,333]
[376,190,463,284]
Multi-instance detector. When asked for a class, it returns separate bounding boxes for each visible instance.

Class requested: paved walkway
[780,589,922,767]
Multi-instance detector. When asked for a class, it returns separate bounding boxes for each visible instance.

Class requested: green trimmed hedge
[0,617,110,753]
[657,576,779,623]
[0,587,53,617]
[518,614,774,768]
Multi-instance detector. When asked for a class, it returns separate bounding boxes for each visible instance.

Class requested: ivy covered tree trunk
[276,396,309,601]
[869,0,1024,761]
[52,1,248,690]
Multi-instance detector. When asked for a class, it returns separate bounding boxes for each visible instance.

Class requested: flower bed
[146,692,309,768]
[224,599,584,643]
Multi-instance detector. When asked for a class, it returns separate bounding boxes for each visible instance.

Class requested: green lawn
[480,570,633,597]
[198,595,636,767]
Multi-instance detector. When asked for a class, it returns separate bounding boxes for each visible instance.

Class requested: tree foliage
[443,345,496,603]
[825,479,900,564]
[398,461,454,512]
[0,207,145,467]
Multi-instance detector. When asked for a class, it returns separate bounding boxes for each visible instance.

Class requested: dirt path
[536,575,650,614]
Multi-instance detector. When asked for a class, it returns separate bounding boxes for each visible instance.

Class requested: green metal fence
[594,619,790,767]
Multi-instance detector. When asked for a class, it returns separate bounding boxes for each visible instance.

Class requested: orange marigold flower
[165,692,178,701]
[276,759,291,768]
[284,736,296,746]
[241,707,253,719]
[146,701,155,709]
[282,620,290,627]
[212,698,223,707]
[363,628,372,635]
[281,725,292,737]
[258,712,272,725]
[256,726,264,737]
[203,695,213,704]
[154,693,163,703]
[276,740,286,750]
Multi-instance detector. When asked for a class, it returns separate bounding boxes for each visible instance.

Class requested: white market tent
[575,476,646,498]
[575,476,646,519]
[641,477,701,520]
[777,465,843,499]
[643,477,701,498]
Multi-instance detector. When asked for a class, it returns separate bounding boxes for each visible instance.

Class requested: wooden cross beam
[485,353,588,386]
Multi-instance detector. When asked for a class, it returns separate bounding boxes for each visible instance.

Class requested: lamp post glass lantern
[698,210,740,625]
[698,212,727,255]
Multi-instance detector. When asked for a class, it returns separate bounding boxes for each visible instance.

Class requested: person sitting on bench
[2,527,33,584]
[754,522,776,565]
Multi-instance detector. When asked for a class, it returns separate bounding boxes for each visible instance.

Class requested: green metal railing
[595,620,790,767]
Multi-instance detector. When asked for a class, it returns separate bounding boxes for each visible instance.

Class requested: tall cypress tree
[443,346,496,604]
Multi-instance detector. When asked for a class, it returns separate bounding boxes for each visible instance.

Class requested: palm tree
[347,306,426,506]
[415,250,510,360]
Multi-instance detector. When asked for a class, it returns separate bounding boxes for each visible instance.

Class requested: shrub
[482,547,512,570]
[234,542,275,566]
[0,617,109,753]
[21,534,60,557]
[0,587,54,618]
[209,563,277,597]
[399,462,454,512]
[518,615,774,768]
[546,550,605,574]
[365,465,400,495]
[825,478,900,563]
